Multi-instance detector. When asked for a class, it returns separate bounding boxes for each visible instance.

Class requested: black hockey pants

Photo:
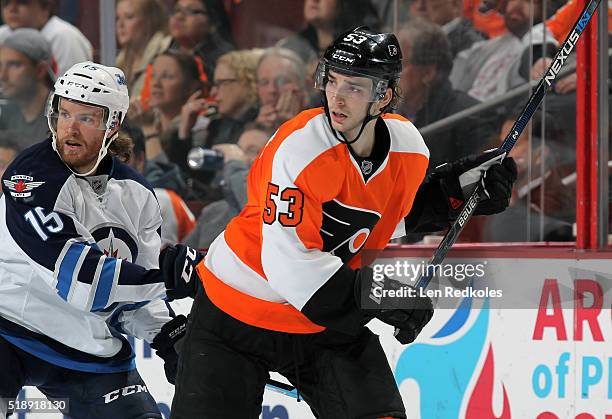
[0,335,161,419]
[170,285,406,419]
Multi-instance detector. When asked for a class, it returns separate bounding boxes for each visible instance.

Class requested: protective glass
[314,61,389,103]
[46,96,108,131]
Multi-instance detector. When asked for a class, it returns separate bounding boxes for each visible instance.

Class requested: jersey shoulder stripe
[261,108,327,169]
[271,111,341,186]
[383,114,430,158]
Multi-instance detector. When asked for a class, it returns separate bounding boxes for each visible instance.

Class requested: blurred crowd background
[0,0,610,247]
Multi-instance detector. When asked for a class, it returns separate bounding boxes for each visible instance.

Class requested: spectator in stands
[277,0,380,69]
[183,122,273,249]
[450,0,556,102]
[165,49,260,187]
[0,0,92,76]
[462,0,507,39]
[122,120,188,197]
[397,19,486,169]
[147,51,205,162]
[123,122,196,247]
[116,0,171,102]
[0,134,20,195]
[255,47,307,130]
[482,109,574,241]
[413,0,485,58]
[204,48,260,145]
[0,28,54,146]
[406,0,429,19]
[528,2,612,95]
[168,0,234,82]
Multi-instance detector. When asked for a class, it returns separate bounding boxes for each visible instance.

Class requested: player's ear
[374,87,393,114]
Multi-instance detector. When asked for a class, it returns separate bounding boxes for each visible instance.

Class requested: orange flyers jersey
[196,108,429,334]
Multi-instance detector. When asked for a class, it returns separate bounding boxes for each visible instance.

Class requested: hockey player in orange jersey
[161,27,517,418]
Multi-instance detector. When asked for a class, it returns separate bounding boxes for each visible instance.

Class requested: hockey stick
[265,379,299,399]
[415,0,602,290]
[256,1,602,397]
[268,2,602,395]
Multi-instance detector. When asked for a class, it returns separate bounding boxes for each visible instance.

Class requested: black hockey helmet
[314,26,402,101]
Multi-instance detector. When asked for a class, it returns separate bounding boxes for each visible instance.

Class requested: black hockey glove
[151,315,187,385]
[160,244,204,300]
[356,266,434,344]
[434,148,517,217]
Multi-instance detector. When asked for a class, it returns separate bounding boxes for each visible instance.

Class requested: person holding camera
[183,122,273,249]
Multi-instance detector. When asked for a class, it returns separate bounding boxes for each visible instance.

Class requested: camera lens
[187,147,224,171]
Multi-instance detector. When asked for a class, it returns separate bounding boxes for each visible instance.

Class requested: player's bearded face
[325,71,374,140]
[55,99,107,174]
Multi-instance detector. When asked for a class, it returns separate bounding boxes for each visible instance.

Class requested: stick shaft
[415,0,602,290]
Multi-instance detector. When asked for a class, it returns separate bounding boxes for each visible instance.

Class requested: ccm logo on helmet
[65,81,89,90]
[332,52,355,64]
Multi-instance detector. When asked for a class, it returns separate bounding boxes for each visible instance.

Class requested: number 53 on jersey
[262,182,304,227]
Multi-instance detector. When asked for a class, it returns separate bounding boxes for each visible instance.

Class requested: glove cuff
[151,315,187,356]
[439,174,465,219]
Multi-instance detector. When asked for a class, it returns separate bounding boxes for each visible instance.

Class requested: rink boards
[17,245,612,418]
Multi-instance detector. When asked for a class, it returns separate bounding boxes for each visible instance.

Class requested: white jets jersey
[0,139,170,373]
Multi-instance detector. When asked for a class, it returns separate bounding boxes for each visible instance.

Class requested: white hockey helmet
[47,61,129,176]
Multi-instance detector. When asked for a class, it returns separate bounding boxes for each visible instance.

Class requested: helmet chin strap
[51,128,119,177]
[323,94,382,145]
[76,131,118,177]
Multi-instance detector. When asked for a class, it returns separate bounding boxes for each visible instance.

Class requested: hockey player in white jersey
[0,62,185,418]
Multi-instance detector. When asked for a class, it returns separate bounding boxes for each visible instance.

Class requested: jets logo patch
[91,225,139,262]
[3,175,45,198]
[115,73,127,86]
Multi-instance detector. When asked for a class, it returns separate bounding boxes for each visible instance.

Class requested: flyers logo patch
[321,199,381,263]
[3,175,45,198]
